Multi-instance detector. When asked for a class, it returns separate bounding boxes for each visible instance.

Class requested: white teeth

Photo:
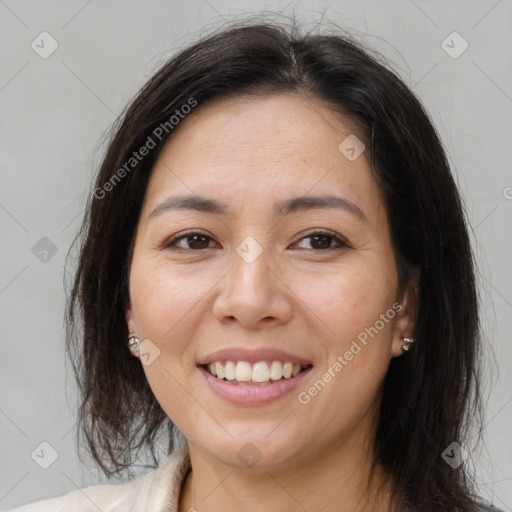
[224,360,236,380]
[269,361,283,380]
[252,361,270,382]
[235,361,252,381]
[215,361,225,379]
[204,360,308,383]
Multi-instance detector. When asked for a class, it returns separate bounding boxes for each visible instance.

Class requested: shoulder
[475,497,507,512]
[7,445,190,512]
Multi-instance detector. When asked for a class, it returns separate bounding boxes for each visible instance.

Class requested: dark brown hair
[65,18,484,511]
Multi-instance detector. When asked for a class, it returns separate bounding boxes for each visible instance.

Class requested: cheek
[129,257,206,427]
[290,267,397,446]
[294,260,398,415]
[129,255,208,341]
[293,260,396,346]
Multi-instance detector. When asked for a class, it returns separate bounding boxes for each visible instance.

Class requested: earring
[128,330,140,357]
[401,336,416,352]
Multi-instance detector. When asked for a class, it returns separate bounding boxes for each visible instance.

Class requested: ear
[126,308,137,335]
[125,308,141,358]
[390,267,420,358]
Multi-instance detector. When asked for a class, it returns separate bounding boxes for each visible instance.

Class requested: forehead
[142,93,383,224]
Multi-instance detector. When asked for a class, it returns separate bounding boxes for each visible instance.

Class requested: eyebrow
[148,194,368,222]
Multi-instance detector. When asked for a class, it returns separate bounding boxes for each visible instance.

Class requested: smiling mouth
[200,360,313,385]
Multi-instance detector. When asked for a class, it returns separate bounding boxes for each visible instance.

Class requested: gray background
[1,0,511,510]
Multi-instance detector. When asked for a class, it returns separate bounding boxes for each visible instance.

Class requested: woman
[11,19,504,512]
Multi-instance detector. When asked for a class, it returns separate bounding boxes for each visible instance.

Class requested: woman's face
[126,93,416,470]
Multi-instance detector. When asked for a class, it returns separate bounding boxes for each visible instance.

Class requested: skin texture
[126,93,418,512]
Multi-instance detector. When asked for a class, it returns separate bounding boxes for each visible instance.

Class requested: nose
[212,237,293,329]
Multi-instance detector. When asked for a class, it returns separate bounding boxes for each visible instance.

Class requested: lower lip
[197,365,313,405]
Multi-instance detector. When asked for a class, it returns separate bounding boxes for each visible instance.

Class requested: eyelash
[161,229,349,252]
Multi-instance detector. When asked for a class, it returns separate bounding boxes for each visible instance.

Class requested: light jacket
[9,444,191,512]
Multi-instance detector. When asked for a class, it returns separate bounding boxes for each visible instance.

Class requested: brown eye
[294,230,348,251]
[309,233,334,250]
[163,232,214,250]
[185,234,211,249]
[162,229,349,252]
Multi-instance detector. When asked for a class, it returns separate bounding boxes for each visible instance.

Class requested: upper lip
[196,347,313,366]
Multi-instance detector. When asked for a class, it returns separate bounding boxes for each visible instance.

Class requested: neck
[178,422,394,512]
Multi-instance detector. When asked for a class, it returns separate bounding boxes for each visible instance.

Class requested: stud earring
[128,330,140,357]
[401,336,416,352]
